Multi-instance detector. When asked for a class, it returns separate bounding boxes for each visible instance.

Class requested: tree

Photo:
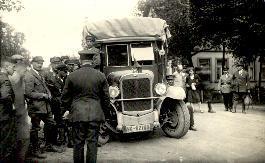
[135,0,194,65]
[190,0,265,63]
[190,0,265,102]
[0,0,26,64]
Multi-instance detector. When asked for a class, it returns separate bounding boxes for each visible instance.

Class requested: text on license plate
[125,124,151,133]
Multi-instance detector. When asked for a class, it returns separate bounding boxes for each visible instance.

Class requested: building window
[198,58,211,82]
[248,62,255,80]
[215,59,228,81]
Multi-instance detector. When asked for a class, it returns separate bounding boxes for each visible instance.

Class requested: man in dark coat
[53,63,69,145]
[61,48,110,163]
[0,60,15,162]
[42,57,66,146]
[24,56,59,158]
[218,67,233,111]
[232,64,249,113]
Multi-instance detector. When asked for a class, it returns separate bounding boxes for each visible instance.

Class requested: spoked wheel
[161,100,190,139]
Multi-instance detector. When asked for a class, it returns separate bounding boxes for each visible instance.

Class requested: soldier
[61,48,110,163]
[51,63,69,146]
[55,64,74,147]
[0,59,16,162]
[232,63,250,113]
[218,67,233,111]
[24,56,60,159]
[42,56,64,146]
[61,56,70,64]
[65,59,80,73]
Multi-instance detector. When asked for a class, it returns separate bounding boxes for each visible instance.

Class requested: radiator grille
[122,78,150,98]
[121,78,151,111]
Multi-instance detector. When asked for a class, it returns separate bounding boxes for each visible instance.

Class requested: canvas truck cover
[82,17,171,43]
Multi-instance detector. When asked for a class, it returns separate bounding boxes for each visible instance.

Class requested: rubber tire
[162,100,190,139]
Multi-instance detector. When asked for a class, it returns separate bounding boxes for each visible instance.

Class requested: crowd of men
[0,35,109,163]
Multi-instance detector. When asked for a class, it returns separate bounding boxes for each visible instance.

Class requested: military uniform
[231,67,249,113]
[61,48,110,163]
[42,57,65,145]
[218,69,233,111]
[65,59,80,72]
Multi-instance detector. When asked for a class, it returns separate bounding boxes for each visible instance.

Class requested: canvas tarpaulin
[82,17,171,43]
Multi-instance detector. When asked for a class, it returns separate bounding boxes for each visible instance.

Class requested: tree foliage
[191,0,265,62]
[0,0,23,12]
[135,0,193,64]
[0,0,28,62]
[0,22,29,59]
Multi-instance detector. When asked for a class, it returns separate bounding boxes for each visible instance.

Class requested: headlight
[154,83,167,95]
[109,86,120,98]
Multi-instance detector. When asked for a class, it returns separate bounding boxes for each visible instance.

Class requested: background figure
[9,56,31,163]
[0,60,16,162]
[186,67,203,113]
[232,64,249,113]
[61,48,110,163]
[218,67,233,112]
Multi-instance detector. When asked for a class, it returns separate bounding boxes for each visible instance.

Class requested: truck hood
[107,70,154,86]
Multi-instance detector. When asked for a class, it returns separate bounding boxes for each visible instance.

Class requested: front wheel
[161,99,190,138]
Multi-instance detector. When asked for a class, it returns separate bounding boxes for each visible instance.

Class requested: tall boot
[57,128,65,146]
[67,126,73,148]
[29,131,47,159]
[242,103,246,114]
[207,101,216,113]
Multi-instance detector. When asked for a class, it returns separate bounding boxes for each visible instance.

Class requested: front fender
[156,86,186,112]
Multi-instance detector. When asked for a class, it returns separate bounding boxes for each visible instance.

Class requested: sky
[2,0,139,66]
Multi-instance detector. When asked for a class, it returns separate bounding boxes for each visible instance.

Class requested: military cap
[11,54,24,61]
[61,56,70,60]
[50,57,61,63]
[31,56,44,63]
[78,47,100,60]
[55,63,68,71]
[65,59,80,65]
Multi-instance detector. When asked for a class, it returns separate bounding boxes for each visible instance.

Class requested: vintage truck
[81,17,190,144]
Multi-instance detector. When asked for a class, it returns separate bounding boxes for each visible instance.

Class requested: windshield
[131,42,154,65]
[107,44,128,66]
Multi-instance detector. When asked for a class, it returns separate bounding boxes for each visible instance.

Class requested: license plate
[125,124,151,133]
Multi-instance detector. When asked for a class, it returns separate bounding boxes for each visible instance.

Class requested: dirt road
[37,103,265,163]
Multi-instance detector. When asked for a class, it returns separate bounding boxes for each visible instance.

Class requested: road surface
[32,103,265,163]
